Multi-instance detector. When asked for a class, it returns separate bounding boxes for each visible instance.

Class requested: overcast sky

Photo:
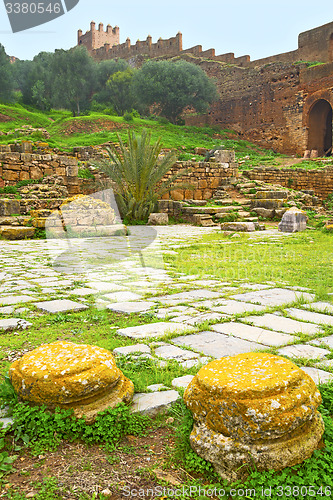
[0,0,332,61]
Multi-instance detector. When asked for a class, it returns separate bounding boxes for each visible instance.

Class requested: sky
[0,0,332,62]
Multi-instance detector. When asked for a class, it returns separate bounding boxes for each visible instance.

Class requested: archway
[308,99,332,156]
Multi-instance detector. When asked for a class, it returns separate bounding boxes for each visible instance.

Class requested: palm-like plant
[95,129,191,221]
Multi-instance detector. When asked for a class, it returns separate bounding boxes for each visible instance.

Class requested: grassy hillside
[0,103,283,166]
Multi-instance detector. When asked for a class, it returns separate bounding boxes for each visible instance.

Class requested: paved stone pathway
[1,225,333,417]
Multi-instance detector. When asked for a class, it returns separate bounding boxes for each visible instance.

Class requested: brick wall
[0,152,80,195]
[244,166,333,199]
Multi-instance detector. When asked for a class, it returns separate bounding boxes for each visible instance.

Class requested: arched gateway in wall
[307,99,333,156]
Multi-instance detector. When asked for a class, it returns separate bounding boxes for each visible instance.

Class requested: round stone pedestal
[184,352,324,481]
[10,341,134,423]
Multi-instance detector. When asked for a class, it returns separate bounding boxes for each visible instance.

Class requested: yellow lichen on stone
[185,352,321,440]
[184,353,324,481]
[9,341,134,423]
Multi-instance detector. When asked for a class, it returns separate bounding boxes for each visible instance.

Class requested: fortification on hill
[78,21,333,156]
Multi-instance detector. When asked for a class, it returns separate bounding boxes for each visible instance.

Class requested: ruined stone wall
[244,166,333,199]
[160,161,238,200]
[0,152,80,195]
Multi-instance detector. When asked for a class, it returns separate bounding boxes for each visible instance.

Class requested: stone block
[184,353,324,482]
[10,341,134,423]
[278,208,307,233]
[221,222,255,232]
[0,226,35,240]
[148,213,169,225]
[0,200,20,216]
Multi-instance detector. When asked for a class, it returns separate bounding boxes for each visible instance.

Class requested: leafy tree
[105,67,136,115]
[12,52,53,110]
[51,46,96,116]
[95,59,129,91]
[95,130,190,221]
[132,60,218,123]
[0,44,14,102]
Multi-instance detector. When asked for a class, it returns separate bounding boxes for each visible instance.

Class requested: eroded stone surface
[9,341,134,423]
[184,353,324,481]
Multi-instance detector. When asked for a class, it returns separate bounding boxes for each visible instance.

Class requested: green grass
[164,230,333,295]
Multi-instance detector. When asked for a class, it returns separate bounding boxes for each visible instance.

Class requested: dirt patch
[0,426,190,499]
[60,119,128,136]
[0,114,12,123]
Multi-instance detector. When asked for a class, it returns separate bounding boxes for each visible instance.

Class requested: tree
[0,44,14,102]
[105,68,136,115]
[51,46,96,116]
[95,130,190,221]
[13,52,54,110]
[132,60,218,123]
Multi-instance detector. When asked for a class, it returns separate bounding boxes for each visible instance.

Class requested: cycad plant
[95,129,191,221]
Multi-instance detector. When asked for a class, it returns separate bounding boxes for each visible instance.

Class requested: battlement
[78,21,119,52]
[77,20,333,66]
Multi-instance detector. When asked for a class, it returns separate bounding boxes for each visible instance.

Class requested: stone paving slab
[103,291,142,302]
[107,301,155,314]
[131,390,180,415]
[181,357,211,369]
[286,308,333,326]
[311,336,333,349]
[0,318,32,331]
[277,344,329,359]
[88,282,125,292]
[242,314,321,335]
[155,289,223,305]
[117,322,190,339]
[303,302,333,314]
[70,288,95,296]
[0,295,36,306]
[34,299,88,313]
[212,322,295,346]
[300,366,333,385]
[172,375,194,389]
[231,288,314,307]
[113,344,151,356]
[154,345,200,361]
[173,331,265,357]
[183,313,226,326]
[209,300,266,315]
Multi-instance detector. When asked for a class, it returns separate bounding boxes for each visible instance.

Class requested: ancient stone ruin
[9,341,134,423]
[78,20,333,157]
[184,352,324,481]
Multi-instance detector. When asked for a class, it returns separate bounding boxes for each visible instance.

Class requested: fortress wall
[185,62,307,155]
